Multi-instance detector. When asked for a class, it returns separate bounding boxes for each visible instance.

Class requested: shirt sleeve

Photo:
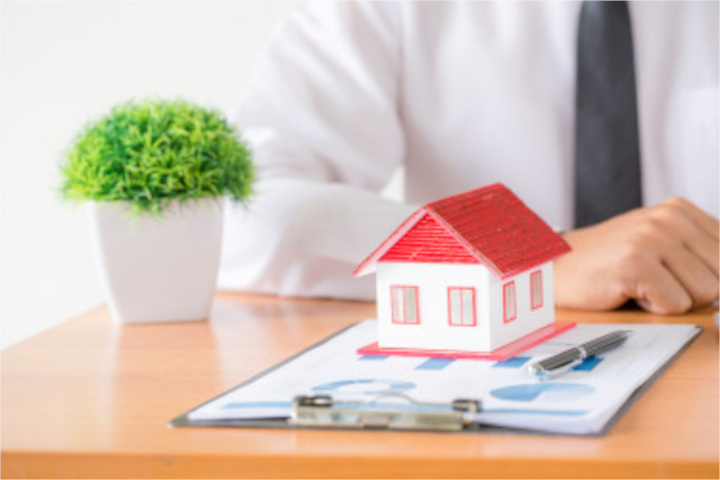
[218,1,416,300]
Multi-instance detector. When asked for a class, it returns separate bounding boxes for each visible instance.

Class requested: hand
[555,197,719,314]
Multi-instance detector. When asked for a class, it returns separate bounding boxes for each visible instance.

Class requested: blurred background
[1,1,298,348]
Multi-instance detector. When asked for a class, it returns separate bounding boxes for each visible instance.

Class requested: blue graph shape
[359,355,389,361]
[572,356,603,371]
[491,383,595,403]
[312,378,416,395]
[416,358,455,370]
[493,356,531,368]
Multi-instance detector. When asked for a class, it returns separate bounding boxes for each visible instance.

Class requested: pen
[528,330,633,381]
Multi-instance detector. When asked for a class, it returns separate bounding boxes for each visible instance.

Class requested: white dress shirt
[219,1,719,300]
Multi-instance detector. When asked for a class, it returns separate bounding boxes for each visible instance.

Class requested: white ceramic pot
[88,198,223,324]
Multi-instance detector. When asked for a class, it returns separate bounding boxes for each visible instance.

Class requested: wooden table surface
[2,292,718,479]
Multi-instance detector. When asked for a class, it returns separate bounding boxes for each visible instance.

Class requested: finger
[653,201,720,276]
[673,210,720,277]
[631,260,693,315]
[666,197,719,240]
[685,234,720,278]
[661,245,720,309]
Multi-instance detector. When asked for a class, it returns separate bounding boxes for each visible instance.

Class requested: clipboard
[169,323,487,433]
[169,320,701,435]
[291,393,481,431]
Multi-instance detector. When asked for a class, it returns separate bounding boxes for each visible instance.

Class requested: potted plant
[60,98,255,324]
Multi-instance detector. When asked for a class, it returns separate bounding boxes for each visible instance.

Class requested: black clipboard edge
[594,325,703,436]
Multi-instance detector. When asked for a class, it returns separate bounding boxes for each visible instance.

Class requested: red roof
[354,183,570,279]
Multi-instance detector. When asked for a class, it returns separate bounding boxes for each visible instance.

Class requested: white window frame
[448,287,477,327]
[390,286,420,325]
[503,281,517,323]
[530,270,543,310]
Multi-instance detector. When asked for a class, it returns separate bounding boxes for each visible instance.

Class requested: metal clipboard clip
[290,393,482,431]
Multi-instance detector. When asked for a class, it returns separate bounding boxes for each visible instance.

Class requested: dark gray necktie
[574,1,642,228]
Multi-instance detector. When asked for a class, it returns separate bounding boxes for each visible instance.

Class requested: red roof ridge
[353,209,428,277]
[354,183,570,278]
[423,208,505,278]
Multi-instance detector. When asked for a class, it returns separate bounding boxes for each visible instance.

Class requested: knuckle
[615,244,650,279]
[636,220,662,240]
[616,242,640,267]
[635,206,689,242]
[624,225,660,253]
[649,203,683,225]
[664,196,689,208]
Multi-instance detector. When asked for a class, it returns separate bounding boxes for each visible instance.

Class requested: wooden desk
[2,293,718,479]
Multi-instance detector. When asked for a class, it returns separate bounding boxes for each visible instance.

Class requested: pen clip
[528,357,585,381]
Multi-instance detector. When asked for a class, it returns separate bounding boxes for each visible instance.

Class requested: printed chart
[491,383,595,402]
[181,320,699,435]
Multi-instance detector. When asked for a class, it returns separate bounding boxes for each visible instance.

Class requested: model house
[354,183,572,357]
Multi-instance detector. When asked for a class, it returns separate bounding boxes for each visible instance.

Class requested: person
[219,1,719,315]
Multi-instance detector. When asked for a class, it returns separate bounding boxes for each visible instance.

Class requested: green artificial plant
[60,98,255,216]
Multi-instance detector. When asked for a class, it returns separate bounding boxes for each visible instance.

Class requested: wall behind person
[1,1,297,349]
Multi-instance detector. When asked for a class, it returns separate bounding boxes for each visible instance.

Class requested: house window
[530,270,543,310]
[390,286,420,324]
[448,287,476,327]
[503,282,517,322]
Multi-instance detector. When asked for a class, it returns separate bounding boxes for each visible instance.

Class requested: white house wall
[376,262,493,351]
[486,262,555,350]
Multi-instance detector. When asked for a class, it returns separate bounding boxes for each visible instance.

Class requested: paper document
[183,320,699,435]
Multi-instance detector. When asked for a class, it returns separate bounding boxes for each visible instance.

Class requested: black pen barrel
[537,347,584,370]
[581,331,632,357]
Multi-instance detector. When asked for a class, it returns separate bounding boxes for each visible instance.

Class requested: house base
[356,321,576,361]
